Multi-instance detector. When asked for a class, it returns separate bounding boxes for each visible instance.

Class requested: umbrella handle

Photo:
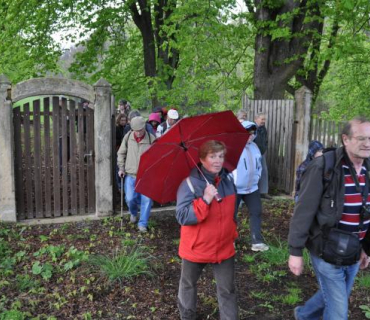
[214,193,223,203]
[205,181,222,203]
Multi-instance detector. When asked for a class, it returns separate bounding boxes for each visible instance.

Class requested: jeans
[295,254,360,320]
[237,190,264,244]
[124,175,153,227]
[178,257,239,320]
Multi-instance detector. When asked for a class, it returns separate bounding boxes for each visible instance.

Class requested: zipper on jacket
[330,200,334,208]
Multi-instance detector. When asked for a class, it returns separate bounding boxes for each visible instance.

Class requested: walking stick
[120,176,124,229]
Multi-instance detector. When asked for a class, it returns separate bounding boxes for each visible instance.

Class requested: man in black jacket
[288,117,370,320]
[254,113,271,199]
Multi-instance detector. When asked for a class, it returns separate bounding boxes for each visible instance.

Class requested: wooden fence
[13,96,96,220]
[309,117,345,148]
[243,89,345,195]
[243,97,295,194]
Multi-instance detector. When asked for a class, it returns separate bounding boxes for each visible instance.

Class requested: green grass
[356,272,370,288]
[88,245,153,285]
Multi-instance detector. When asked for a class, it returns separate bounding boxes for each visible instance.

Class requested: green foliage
[31,261,53,281]
[88,245,153,285]
[254,237,289,266]
[0,309,25,320]
[360,305,370,319]
[279,286,302,305]
[356,272,370,289]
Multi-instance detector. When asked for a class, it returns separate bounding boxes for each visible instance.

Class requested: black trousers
[178,256,239,320]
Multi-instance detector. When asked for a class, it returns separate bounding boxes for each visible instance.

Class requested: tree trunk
[130,0,158,107]
[252,0,322,100]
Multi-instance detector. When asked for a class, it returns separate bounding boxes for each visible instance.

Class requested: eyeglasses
[352,136,370,142]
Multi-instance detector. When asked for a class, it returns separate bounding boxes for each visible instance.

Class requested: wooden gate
[13,96,95,220]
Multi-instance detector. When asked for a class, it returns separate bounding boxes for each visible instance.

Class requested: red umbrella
[135,110,250,204]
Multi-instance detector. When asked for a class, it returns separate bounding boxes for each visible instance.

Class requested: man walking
[254,113,270,199]
[117,116,156,232]
[288,117,370,320]
[156,109,179,137]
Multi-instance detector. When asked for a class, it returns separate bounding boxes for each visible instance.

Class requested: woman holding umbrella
[176,140,239,320]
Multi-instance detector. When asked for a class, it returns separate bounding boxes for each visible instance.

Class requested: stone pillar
[293,86,312,192]
[0,75,17,222]
[94,79,113,217]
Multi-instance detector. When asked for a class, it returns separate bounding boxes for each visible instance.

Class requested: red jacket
[176,167,238,263]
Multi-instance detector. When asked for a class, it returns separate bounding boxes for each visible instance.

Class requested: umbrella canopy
[135,110,250,204]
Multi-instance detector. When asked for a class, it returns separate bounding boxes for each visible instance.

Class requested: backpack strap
[125,130,132,149]
[322,150,336,193]
[162,121,168,134]
[186,177,195,194]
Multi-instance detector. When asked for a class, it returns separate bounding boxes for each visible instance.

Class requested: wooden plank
[325,120,331,147]
[33,100,43,218]
[69,100,78,215]
[285,101,294,193]
[52,97,61,217]
[266,101,274,171]
[280,101,287,191]
[61,98,69,216]
[337,122,343,146]
[272,100,281,188]
[86,107,95,213]
[43,98,52,217]
[13,107,25,219]
[78,104,86,213]
[276,100,283,190]
[314,117,320,141]
[23,103,34,219]
[322,119,327,147]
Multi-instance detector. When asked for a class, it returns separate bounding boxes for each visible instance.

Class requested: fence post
[94,78,113,217]
[293,86,312,193]
[0,75,17,222]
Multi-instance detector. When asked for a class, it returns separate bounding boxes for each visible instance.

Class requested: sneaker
[294,306,300,320]
[251,243,269,252]
[138,225,148,233]
[129,215,137,223]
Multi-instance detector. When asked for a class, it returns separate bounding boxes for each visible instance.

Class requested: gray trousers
[237,190,263,244]
[258,154,269,194]
[178,257,239,320]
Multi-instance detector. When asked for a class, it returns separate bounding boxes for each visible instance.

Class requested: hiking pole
[120,175,124,229]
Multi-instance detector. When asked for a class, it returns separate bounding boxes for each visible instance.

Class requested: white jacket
[232,141,262,194]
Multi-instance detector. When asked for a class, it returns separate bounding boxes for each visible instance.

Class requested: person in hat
[232,121,269,252]
[123,109,155,136]
[117,116,156,232]
[294,140,324,202]
[153,106,166,123]
[147,112,161,135]
[156,108,179,138]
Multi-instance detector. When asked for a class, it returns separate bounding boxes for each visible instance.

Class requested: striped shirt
[339,163,370,240]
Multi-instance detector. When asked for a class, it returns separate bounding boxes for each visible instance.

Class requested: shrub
[88,245,153,285]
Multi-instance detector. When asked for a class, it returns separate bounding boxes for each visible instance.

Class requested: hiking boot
[251,243,269,252]
[130,214,137,223]
[138,225,148,233]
